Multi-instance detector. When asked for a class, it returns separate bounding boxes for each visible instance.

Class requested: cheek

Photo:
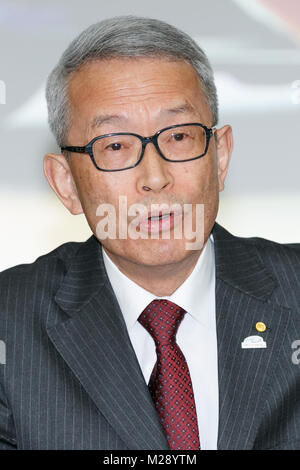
[69,161,103,213]
[74,166,134,217]
[179,156,218,199]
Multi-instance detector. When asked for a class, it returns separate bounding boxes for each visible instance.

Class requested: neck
[103,247,203,297]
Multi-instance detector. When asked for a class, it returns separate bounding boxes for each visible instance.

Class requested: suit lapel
[212,223,292,449]
[46,236,169,450]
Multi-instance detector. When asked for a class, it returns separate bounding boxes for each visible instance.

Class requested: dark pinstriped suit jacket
[0,222,299,450]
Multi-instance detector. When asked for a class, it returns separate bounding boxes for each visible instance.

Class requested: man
[0,16,299,450]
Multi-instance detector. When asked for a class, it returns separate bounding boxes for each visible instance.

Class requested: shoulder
[0,239,89,304]
[213,222,300,268]
[239,233,300,273]
[213,223,300,306]
[245,235,300,296]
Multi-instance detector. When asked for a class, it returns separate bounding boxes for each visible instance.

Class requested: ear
[214,125,233,192]
[43,153,83,215]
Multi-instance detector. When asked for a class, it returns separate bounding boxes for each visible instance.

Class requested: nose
[136,141,173,193]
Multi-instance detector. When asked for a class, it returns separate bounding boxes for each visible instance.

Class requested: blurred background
[0,0,299,270]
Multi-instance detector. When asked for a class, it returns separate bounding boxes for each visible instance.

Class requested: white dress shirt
[102,234,218,450]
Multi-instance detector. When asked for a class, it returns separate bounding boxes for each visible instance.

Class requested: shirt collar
[102,234,215,331]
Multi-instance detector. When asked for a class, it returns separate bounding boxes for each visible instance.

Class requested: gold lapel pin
[255,322,266,333]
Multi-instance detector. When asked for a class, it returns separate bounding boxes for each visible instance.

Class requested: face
[44,58,233,269]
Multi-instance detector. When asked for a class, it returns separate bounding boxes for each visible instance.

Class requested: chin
[127,238,197,266]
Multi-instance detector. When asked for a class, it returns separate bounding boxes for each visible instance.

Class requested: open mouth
[136,210,182,234]
[148,212,172,221]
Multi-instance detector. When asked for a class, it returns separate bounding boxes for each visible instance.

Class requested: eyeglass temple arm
[60,146,87,154]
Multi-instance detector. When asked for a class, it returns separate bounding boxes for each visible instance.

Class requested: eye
[172,133,186,141]
[106,142,122,151]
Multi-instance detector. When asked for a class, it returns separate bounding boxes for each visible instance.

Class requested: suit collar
[211,222,277,300]
[54,235,107,316]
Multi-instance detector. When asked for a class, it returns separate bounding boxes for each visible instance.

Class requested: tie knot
[138,299,186,347]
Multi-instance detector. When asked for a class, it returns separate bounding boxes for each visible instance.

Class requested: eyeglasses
[61,122,214,172]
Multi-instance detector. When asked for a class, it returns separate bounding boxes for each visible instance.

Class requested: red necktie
[138,299,201,450]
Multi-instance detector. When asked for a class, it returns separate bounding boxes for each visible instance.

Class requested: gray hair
[46,16,218,147]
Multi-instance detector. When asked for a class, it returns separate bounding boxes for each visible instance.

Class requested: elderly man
[0,16,299,451]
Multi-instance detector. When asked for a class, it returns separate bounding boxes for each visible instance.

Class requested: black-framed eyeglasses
[61,122,214,172]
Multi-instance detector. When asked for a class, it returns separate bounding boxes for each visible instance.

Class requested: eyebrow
[160,103,197,116]
[90,114,126,130]
[89,103,198,131]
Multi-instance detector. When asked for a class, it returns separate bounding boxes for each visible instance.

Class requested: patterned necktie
[138,299,200,450]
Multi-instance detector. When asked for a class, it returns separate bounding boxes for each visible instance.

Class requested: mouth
[138,209,182,234]
[148,211,173,221]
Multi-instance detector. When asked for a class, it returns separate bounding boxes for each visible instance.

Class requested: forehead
[67,58,211,132]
